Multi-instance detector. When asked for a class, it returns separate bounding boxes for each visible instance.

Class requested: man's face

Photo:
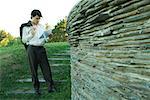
[32,15,41,25]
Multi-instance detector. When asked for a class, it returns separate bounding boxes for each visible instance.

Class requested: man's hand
[29,27,36,36]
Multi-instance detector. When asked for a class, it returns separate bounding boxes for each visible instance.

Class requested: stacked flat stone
[67,0,150,100]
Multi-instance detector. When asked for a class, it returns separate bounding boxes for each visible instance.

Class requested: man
[21,9,55,95]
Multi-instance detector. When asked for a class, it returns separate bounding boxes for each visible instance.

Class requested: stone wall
[67,0,150,100]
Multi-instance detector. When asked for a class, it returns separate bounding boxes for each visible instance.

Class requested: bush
[0,30,15,47]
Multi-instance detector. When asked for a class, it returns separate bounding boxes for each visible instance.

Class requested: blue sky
[0,0,80,37]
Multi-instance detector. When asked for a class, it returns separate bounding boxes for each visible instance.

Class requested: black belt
[29,45,43,48]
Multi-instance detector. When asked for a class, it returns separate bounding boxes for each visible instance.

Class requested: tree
[0,30,14,47]
[49,17,68,42]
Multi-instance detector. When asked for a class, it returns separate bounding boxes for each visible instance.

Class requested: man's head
[31,9,42,25]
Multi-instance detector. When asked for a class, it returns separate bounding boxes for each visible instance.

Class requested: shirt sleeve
[22,27,33,44]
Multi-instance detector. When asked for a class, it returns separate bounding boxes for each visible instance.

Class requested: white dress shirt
[22,24,52,46]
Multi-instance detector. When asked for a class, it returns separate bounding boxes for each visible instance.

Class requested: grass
[0,42,71,100]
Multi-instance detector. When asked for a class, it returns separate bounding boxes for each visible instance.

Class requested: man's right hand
[29,27,36,36]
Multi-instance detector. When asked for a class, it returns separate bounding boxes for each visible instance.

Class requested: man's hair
[31,9,42,18]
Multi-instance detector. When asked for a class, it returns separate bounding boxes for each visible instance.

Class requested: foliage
[49,17,68,42]
[0,30,14,47]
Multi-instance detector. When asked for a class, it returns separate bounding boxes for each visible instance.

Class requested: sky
[0,0,80,37]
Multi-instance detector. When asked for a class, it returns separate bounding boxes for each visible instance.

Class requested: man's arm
[39,26,53,38]
[22,27,35,44]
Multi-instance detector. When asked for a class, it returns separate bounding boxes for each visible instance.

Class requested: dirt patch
[11,64,22,70]
[0,54,12,60]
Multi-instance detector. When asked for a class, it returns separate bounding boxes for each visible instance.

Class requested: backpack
[20,21,32,50]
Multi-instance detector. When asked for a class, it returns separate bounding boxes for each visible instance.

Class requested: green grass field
[0,42,71,100]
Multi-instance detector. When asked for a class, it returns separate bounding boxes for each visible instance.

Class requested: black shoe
[35,89,41,95]
[48,85,56,93]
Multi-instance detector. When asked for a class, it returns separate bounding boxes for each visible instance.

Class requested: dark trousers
[27,45,53,90]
